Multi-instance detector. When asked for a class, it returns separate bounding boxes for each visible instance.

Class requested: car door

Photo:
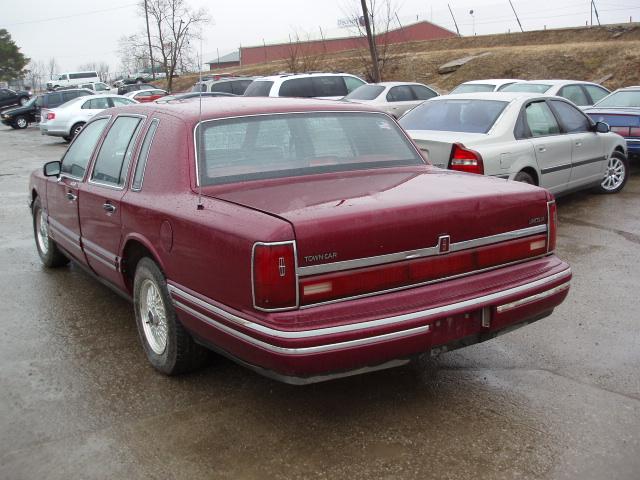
[549,99,605,188]
[79,115,145,287]
[522,100,572,194]
[0,89,12,108]
[46,118,110,263]
[385,85,419,118]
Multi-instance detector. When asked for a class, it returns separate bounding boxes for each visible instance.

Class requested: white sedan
[40,94,137,141]
[343,82,439,118]
[449,79,521,94]
[399,92,629,195]
[501,80,610,108]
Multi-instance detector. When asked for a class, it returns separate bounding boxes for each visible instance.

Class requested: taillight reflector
[611,126,630,136]
[252,242,297,310]
[629,127,640,137]
[46,112,55,120]
[547,201,557,253]
[449,143,484,174]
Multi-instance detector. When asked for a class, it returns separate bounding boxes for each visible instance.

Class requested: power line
[1,3,137,27]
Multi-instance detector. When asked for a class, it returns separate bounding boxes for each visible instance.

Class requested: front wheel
[15,115,28,129]
[514,170,535,185]
[69,122,85,140]
[598,152,629,194]
[32,197,69,268]
[133,258,209,375]
[19,97,29,106]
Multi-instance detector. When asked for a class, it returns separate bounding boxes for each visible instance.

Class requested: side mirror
[43,161,61,177]
[595,121,610,134]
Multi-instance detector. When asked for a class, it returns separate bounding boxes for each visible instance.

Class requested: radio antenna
[197,29,204,210]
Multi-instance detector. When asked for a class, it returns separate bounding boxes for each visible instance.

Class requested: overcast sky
[2,0,638,76]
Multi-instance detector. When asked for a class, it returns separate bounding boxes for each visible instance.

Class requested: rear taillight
[630,127,640,137]
[547,201,557,253]
[252,241,298,310]
[46,112,55,120]
[449,143,484,174]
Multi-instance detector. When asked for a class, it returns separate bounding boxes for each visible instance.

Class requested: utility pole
[508,0,524,33]
[448,4,461,36]
[591,0,601,26]
[144,0,155,79]
[360,0,381,82]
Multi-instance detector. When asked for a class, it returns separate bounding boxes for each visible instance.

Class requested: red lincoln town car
[29,98,571,384]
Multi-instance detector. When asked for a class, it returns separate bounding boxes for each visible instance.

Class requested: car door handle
[103,203,116,213]
[538,146,547,153]
[66,191,77,201]
[575,141,582,147]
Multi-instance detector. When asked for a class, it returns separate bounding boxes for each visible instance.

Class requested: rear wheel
[514,170,535,185]
[32,197,69,268]
[15,116,28,129]
[133,258,209,375]
[69,122,85,140]
[598,151,628,194]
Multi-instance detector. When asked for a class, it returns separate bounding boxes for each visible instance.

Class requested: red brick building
[239,20,456,66]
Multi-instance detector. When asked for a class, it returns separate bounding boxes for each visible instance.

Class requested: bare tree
[343,0,399,81]
[26,60,45,92]
[118,33,151,75]
[285,30,326,74]
[47,57,59,81]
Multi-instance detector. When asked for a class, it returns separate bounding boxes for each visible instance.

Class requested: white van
[46,71,100,90]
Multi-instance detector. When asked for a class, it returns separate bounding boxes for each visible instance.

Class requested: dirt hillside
[163,23,640,93]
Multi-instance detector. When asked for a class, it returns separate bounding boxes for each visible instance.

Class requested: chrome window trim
[193,110,425,187]
[250,240,299,312]
[88,114,146,190]
[131,118,160,192]
[297,224,547,277]
[168,268,571,347]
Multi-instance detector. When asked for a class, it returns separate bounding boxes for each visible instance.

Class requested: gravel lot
[1,124,639,480]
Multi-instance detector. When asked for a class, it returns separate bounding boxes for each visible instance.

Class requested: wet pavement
[0,125,638,479]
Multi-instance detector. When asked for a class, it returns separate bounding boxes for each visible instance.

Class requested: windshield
[450,83,495,94]
[196,112,423,186]
[501,83,552,93]
[344,85,385,100]
[399,99,508,133]
[595,90,640,108]
[243,81,274,97]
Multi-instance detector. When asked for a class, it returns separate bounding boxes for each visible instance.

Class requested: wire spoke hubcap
[139,279,168,354]
[36,209,49,255]
[601,157,625,191]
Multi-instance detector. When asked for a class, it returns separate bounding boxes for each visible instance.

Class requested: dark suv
[1,89,93,129]
[0,88,32,110]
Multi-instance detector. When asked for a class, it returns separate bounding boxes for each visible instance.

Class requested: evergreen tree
[0,29,29,81]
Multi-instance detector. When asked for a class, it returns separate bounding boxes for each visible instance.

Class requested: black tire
[32,197,69,268]
[62,136,71,143]
[15,115,28,129]
[133,258,209,375]
[514,170,535,185]
[69,122,85,140]
[597,151,629,194]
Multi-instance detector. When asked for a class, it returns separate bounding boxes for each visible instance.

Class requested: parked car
[124,89,167,103]
[29,97,571,383]
[40,94,137,141]
[47,71,100,90]
[0,87,32,109]
[155,92,236,103]
[343,82,438,118]
[450,79,521,94]
[399,92,629,196]
[57,82,111,93]
[501,80,610,108]
[117,83,155,96]
[1,89,94,129]
[191,77,255,95]
[244,72,366,99]
[584,86,640,159]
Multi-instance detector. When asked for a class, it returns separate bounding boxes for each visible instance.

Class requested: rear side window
[91,116,143,186]
[312,76,347,97]
[83,97,110,109]
[279,78,314,97]
[584,85,609,104]
[111,97,134,107]
[549,100,591,133]
[386,85,414,102]
[559,85,589,106]
[61,118,108,178]
[525,102,561,137]
[411,85,438,100]
[231,80,252,95]
[210,81,232,93]
[244,81,274,97]
[132,119,159,190]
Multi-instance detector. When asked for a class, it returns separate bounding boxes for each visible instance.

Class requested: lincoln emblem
[438,235,451,254]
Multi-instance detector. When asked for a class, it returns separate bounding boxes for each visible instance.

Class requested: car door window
[525,102,561,137]
[60,118,109,178]
[111,97,134,107]
[549,100,591,133]
[279,78,314,97]
[312,76,347,97]
[82,97,110,109]
[132,119,159,190]
[231,80,252,95]
[410,85,438,100]
[387,85,415,102]
[62,92,77,103]
[210,81,232,93]
[584,85,609,105]
[344,76,365,93]
[46,93,63,107]
[91,116,143,187]
[559,85,590,106]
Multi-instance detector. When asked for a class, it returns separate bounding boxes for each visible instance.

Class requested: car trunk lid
[406,131,489,168]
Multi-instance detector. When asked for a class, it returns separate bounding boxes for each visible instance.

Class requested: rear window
[595,90,640,108]
[501,83,552,93]
[344,85,385,100]
[400,99,508,133]
[196,112,423,186]
[450,83,495,94]
[244,81,274,97]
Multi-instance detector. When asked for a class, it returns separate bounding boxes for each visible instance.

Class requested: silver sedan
[343,82,439,118]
